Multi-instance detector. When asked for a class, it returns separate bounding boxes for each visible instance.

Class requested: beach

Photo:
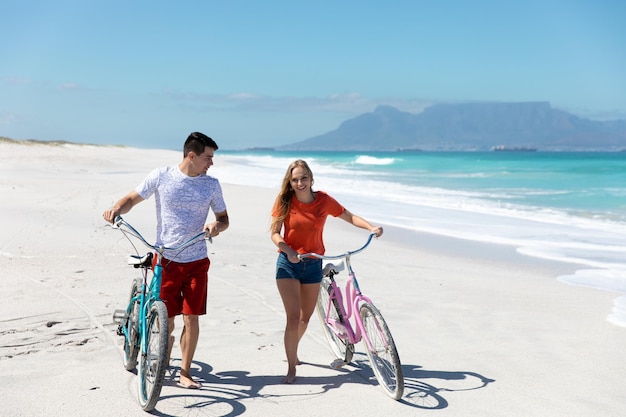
[1,141,624,417]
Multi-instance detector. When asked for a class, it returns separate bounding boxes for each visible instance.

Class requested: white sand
[1,141,624,416]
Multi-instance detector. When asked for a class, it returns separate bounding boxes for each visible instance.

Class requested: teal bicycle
[111,216,211,411]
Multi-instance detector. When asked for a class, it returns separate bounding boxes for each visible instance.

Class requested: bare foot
[178,370,202,389]
[282,369,296,384]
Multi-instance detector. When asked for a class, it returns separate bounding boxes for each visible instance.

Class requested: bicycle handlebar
[297,233,376,261]
[112,215,212,254]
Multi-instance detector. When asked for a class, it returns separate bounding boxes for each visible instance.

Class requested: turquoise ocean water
[215,150,626,327]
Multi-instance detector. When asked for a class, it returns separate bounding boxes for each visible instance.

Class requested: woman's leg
[298,282,322,341]
[276,278,302,383]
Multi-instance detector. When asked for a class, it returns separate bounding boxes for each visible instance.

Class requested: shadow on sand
[151,352,494,416]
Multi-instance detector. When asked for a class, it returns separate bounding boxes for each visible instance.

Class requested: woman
[270,159,383,383]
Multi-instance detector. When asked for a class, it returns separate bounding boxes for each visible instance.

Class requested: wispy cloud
[161,89,434,115]
[0,112,17,126]
[564,106,626,121]
[1,77,33,86]
[56,82,85,91]
[2,76,96,93]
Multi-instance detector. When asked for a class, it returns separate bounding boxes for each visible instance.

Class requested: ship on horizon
[492,145,537,152]
[246,146,275,151]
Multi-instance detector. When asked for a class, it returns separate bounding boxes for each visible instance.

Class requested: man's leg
[177,257,208,388]
[178,314,200,388]
[167,317,175,364]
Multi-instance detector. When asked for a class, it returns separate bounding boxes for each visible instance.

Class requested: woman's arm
[338,209,384,237]
[270,219,300,262]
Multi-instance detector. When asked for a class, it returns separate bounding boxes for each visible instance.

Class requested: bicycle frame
[301,234,379,350]
[114,216,211,351]
[135,254,162,358]
[325,270,379,350]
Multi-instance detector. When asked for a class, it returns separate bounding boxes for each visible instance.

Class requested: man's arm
[204,210,229,237]
[103,191,145,223]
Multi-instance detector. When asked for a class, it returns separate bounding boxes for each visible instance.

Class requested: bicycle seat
[322,261,345,277]
[127,252,153,268]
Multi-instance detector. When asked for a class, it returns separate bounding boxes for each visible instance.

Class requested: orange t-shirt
[272,191,345,255]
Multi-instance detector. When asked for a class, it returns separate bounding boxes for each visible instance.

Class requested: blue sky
[1,1,625,150]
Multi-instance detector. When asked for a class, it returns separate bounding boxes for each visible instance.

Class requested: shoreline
[1,141,625,416]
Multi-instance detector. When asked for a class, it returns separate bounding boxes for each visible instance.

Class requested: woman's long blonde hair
[270,159,314,231]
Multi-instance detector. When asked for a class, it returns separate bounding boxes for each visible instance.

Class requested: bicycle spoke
[122,278,141,371]
[137,301,169,412]
[359,302,404,400]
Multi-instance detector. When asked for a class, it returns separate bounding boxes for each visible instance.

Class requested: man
[103,131,229,389]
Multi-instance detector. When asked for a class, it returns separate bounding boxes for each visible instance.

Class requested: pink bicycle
[299,233,404,400]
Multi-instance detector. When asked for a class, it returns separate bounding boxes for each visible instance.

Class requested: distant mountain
[279,102,626,151]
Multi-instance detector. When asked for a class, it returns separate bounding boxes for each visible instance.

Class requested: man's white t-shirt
[136,165,227,263]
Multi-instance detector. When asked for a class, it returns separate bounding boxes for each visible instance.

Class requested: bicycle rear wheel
[359,302,404,400]
[137,300,169,412]
[122,278,141,371]
[316,277,354,364]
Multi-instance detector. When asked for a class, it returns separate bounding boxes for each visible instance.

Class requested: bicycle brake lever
[112,215,123,228]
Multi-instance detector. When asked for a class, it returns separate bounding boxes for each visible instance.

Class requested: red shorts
[159,257,210,318]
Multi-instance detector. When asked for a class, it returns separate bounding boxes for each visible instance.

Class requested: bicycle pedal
[112,309,126,323]
[116,325,124,336]
[331,359,346,369]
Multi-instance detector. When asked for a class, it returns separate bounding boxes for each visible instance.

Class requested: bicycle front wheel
[359,302,404,400]
[137,300,169,412]
[122,278,141,371]
[316,277,354,364]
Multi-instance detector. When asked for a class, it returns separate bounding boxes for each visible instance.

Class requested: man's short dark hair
[184,132,219,157]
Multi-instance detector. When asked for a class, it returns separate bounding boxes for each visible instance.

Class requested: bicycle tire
[137,300,169,412]
[316,277,354,364]
[359,302,404,400]
[122,278,141,371]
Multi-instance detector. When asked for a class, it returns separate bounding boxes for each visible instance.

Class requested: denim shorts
[275,251,323,284]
